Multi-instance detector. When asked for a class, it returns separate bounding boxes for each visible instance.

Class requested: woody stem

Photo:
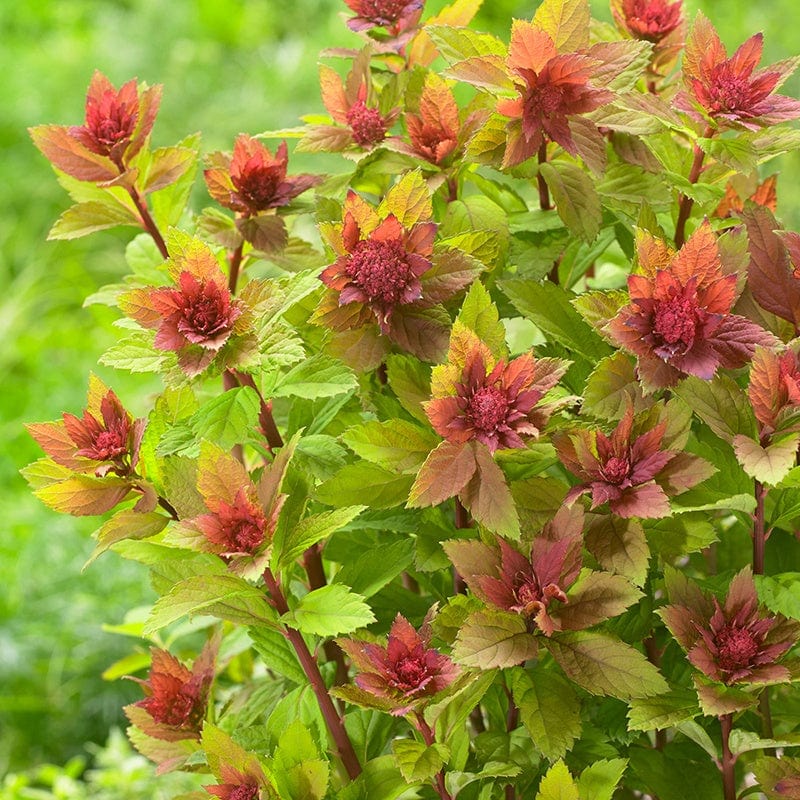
[537,142,552,212]
[453,498,471,595]
[719,713,737,800]
[232,370,284,452]
[416,714,453,800]
[228,241,244,294]
[126,185,169,260]
[262,567,362,780]
[675,126,714,248]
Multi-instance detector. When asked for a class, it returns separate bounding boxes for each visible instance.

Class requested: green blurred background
[2,0,798,789]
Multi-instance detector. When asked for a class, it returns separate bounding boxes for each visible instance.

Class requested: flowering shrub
[24,0,800,798]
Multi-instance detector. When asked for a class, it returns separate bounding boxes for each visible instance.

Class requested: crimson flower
[30,70,161,182]
[338,614,458,716]
[205,757,272,800]
[344,0,423,37]
[680,15,800,130]
[661,568,799,685]
[606,223,776,389]
[204,135,319,216]
[612,0,683,42]
[119,239,249,377]
[496,22,614,168]
[403,73,460,165]
[425,345,568,454]
[27,377,145,478]
[553,404,713,518]
[126,640,217,741]
[445,507,586,636]
[206,785,259,800]
[318,190,435,334]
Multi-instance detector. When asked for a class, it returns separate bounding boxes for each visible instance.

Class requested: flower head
[613,0,683,42]
[606,223,776,389]
[338,613,458,716]
[320,191,436,333]
[30,71,161,182]
[444,506,585,636]
[126,639,217,741]
[661,568,799,685]
[425,345,568,454]
[206,786,260,800]
[344,0,423,35]
[403,73,461,165]
[205,136,320,217]
[553,404,712,517]
[27,376,145,478]
[680,14,800,130]
[496,22,614,168]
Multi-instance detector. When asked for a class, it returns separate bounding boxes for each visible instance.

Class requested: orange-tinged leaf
[554,571,642,630]
[585,515,649,587]
[87,509,170,566]
[509,21,558,74]
[445,55,515,93]
[379,170,432,228]
[749,346,783,429]
[165,231,226,285]
[409,0,484,67]
[532,0,590,54]
[418,73,460,134]
[26,421,82,469]
[197,441,251,505]
[670,222,722,287]
[408,440,478,507]
[635,229,674,277]
[319,64,349,123]
[35,475,132,516]
[30,124,119,182]
[683,11,724,84]
[459,443,520,538]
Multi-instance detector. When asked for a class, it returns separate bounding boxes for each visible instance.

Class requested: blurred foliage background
[2,0,799,790]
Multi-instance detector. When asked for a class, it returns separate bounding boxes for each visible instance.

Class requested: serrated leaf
[408,441,478,508]
[144,574,279,634]
[754,573,800,620]
[540,161,601,243]
[332,538,415,598]
[202,722,266,785]
[460,443,520,538]
[728,730,800,756]
[453,608,538,669]
[273,720,329,800]
[249,625,305,685]
[392,739,449,784]
[317,462,414,509]
[585,515,649,587]
[582,352,645,420]
[274,354,358,399]
[282,584,375,637]
[48,200,138,240]
[190,387,260,448]
[673,375,758,443]
[379,170,432,228]
[732,434,800,485]
[457,281,507,359]
[536,759,580,800]
[385,354,432,425]
[99,333,170,372]
[577,759,628,800]
[342,420,439,472]
[35,474,132,516]
[87,509,169,566]
[545,631,669,699]
[532,0,590,52]
[424,25,507,65]
[692,675,757,716]
[627,689,700,731]
[510,667,581,761]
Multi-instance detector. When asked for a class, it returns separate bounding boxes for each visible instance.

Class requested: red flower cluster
[126,641,216,741]
[606,224,775,389]
[338,614,458,716]
[425,346,567,454]
[30,70,161,181]
[205,135,319,216]
[662,568,799,685]
[612,0,683,43]
[27,378,144,478]
[553,405,711,518]
[344,0,423,35]
[681,15,800,129]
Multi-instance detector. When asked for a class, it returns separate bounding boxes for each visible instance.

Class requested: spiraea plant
[25,0,800,797]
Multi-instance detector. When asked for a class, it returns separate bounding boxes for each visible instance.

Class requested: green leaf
[272,720,329,800]
[577,759,628,800]
[332,538,415,598]
[249,625,305,685]
[48,200,138,239]
[379,170,432,228]
[202,722,268,786]
[272,506,365,572]
[282,584,375,637]
[385,354,432,425]
[754,573,800,620]
[317,463,414,509]
[555,571,642,630]
[190,386,260,449]
[728,730,800,756]
[35,475,132,516]
[460,443,520,538]
[99,333,170,373]
[144,574,279,634]
[510,666,582,761]
[453,608,538,669]
[582,352,644,420]
[501,279,612,364]
[673,375,758,443]
[392,739,449,784]
[627,688,700,731]
[539,161,601,243]
[532,0,590,52]
[336,754,410,800]
[585,515,649,588]
[692,675,757,716]
[457,281,507,359]
[342,420,439,473]
[535,759,580,800]
[425,25,507,64]
[732,433,800,486]
[87,509,169,566]
[544,631,669,700]
[274,354,358,399]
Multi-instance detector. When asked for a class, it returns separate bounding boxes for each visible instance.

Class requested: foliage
[20,0,800,799]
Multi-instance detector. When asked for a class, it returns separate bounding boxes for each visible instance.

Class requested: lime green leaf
[545,631,669,699]
[87,509,170,566]
[457,281,507,359]
[582,352,645,420]
[282,584,375,637]
[535,759,580,800]
[317,463,414,509]
[35,475,132,516]
[48,200,138,240]
[342,420,439,473]
[385,354,432,425]
[274,354,358,399]
[379,170,432,228]
[754,573,800,620]
[627,689,700,731]
[273,720,329,800]
[539,161,601,243]
[190,386,260,449]
[577,759,628,800]
[392,739,449,784]
[532,0,590,52]
[732,433,800,486]
[333,538,415,598]
[673,375,758,443]
[510,667,581,761]
[425,25,507,64]
[453,608,538,669]
[99,333,170,372]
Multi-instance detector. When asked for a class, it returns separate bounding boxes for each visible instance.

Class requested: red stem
[228,241,244,295]
[674,126,714,248]
[262,568,362,780]
[233,370,284,452]
[416,714,453,800]
[537,142,552,212]
[126,185,169,260]
[753,478,775,746]
[719,713,737,800]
